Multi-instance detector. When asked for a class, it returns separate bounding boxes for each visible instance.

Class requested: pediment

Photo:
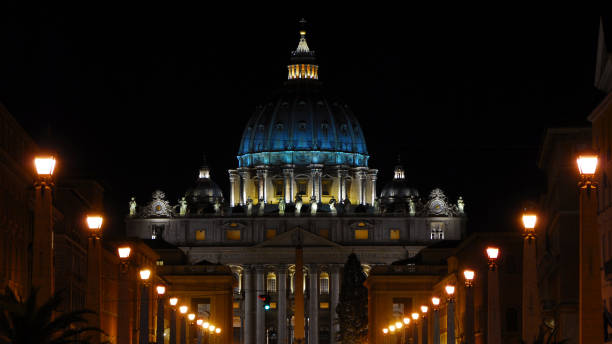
[255,227,342,248]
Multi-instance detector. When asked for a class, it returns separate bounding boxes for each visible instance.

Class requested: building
[125,25,467,344]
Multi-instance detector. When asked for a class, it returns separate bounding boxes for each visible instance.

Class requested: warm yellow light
[208,325,215,332]
[215,328,221,334]
[403,317,410,325]
[389,325,395,332]
[486,247,500,260]
[196,319,203,326]
[421,305,429,313]
[395,321,402,329]
[202,322,209,329]
[86,215,103,230]
[522,214,537,230]
[383,328,389,334]
[463,269,475,281]
[445,285,455,296]
[156,285,166,295]
[34,157,56,175]
[117,246,131,259]
[431,297,440,306]
[179,306,188,314]
[169,297,178,306]
[577,155,598,175]
[139,269,151,280]
[411,312,419,320]
[188,313,195,321]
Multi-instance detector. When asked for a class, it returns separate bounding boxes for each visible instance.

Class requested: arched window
[267,272,277,293]
[290,270,307,293]
[320,272,330,294]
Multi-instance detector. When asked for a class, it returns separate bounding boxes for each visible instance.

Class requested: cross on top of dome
[292,18,315,58]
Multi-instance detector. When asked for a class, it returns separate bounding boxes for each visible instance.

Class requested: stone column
[487,266,501,344]
[277,266,288,344]
[229,170,239,206]
[447,298,455,344]
[239,168,250,206]
[283,165,295,204]
[308,265,319,344]
[356,168,367,205]
[256,166,269,204]
[330,265,341,343]
[256,266,266,344]
[309,165,323,202]
[368,170,378,205]
[244,267,255,344]
[337,167,348,202]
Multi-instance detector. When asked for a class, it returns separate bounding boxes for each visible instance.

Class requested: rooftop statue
[179,197,187,216]
[373,198,381,215]
[246,198,253,216]
[310,196,318,216]
[258,198,265,216]
[295,195,303,216]
[409,197,416,216]
[129,197,137,216]
[457,196,465,214]
[214,199,222,215]
[279,198,286,216]
[329,197,337,216]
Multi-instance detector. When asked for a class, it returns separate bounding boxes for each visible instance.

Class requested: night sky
[0,5,608,237]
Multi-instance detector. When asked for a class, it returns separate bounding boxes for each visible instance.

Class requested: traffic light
[258,294,271,310]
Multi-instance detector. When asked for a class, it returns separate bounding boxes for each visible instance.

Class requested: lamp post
[463,269,475,344]
[33,156,56,306]
[411,312,419,344]
[521,211,540,344]
[188,313,195,344]
[445,285,455,344]
[116,245,132,343]
[403,317,410,344]
[382,328,389,344]
[420,306,428,344]
[486,247,501,344]
[577,153,604,343]
[86,215,103,344]
[202,322,210,344]
[169,297,178,344]
[179,305,188,344]
[139,269,152,344]
[431,297,440,344]
[156,286,166,344]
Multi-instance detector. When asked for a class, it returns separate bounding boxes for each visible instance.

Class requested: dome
[236,28,368,168]
[185,161,223,204]
[380,164,419,201]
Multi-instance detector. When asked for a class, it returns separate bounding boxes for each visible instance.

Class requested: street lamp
[86,214,104,344]
[463,269,475,344]
[117,246,131,273]
[463,269,475,287]
[188,313,196,322]
[431,297,440,344]
[577,152,604,343]
[179,306,188,344]
[34,156,56,177]
[521,210,540,344]
[140,269,152,281]
[420,305,429,344]
[445,285,455,344]
[486,247,499,270]
[169,298,178,344]
[156,286,166,344]
[486,247,501,344]
[139,268,152,344]
[86,215,103,239]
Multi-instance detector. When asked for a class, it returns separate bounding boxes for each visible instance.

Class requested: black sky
[0,4,608,236]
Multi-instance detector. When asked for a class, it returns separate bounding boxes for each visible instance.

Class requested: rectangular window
[270,302,277,309]
[354,229,369,240]
[430,222,445,240]
[226,230,241,241]
[151,224,165,240]
[195,229,206,241]
[319,229,329,239]
[297,180,308,195]
[266,229,277,239]
[320,275,330,294]
[389,229,400,240]
[233,316,241,327]
[233,301,240,309]
[274,180,284,197]
[320,302,329,309]
[322,180,331,196]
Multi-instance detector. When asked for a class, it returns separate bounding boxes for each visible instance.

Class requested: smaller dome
[380,164,419,201]
[185,158,224,205]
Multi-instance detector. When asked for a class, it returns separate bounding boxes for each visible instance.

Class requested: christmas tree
[336,253,368,343]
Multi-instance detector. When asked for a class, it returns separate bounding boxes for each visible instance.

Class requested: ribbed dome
[380,164,419,201]
[185,163,223,204]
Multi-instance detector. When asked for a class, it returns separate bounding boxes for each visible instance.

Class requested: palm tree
[0,287,103,344]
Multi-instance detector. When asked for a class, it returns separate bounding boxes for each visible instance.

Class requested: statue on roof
[129,197,137,216]
[258,198,265,216]
[457,196,465,214]
[295,195,303,216]
[246,198,253,216]
[329,197,337,216]
[279,198,286,216]
[179,197,187,216]
[310,196,318,215]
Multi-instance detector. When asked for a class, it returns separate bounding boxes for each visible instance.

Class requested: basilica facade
[125,26,467,344]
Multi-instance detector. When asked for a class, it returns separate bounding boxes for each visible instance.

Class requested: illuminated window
[320,272,329,294]
[274,180,284,196]
[354,229,368,240]
[320,302,329,309]
[430,222,445,240]
[152,224,164,240]
[226,230,241,241]
[270,302,277,309]
[319,229,329,239]
[389,229,400,240]
[156,260,164,266]
[233,301,240,309]
[322,179,331,196]
[195,229,206,241]
[290,270,307,293]
[267,272,277,292]
[266,229,277,239]
[297,180,308,195]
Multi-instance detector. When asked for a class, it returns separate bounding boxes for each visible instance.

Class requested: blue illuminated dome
[237,28,368,168]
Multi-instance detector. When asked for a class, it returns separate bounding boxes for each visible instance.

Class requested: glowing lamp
[156,286,166,295]
[403,317,410,325]
[421,305,429,314]
[522,214,537,230]
[196,319,203,326]
[34,156,56,176]
[202,322,209,329]
[215,328,221,334]
[179,306,188,314]
[208,325,215,332]
[117,246,131,259]
[486,247,499,260]
[139,269,151,280]
[463,269,475,281]
[389,325,395,332]
[431,297,440,306]
[383,328,389,334]
[86,215,103,230]
[411,312,419,321]
[445,285,455,296]
[169,297,178,306]
[577,154,598,176]
[395,321,402,329]
[188,313,195,321]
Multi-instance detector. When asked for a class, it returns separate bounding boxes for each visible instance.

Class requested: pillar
[337,167,347,202]
[283,165,294,204]
[33,181,54,305]
[256,167,269,203]
[356,168,367,205]
[140,284,150,344]
[447,299,455,344]
[229,170,239,206]
[244,267,255,344]
[170,307,177,344]
[487,267,501,344]
[239,168,249,206]
[465,285,475,344]
[86,237,102,344]
[157,295,165,344]
[368,170,378,205]
[278,266,288,344]
[522,236,540,344]
[310,165,322,203]
[330,265,341,343]
[579,185,604,343]
[256,266,266,344]
[308,265,319,344]
[432,307,440,344]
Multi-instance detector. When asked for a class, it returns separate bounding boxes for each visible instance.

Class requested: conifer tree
[336,253,368,343]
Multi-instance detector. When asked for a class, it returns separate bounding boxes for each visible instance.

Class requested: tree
[336,253,368,344]
[0,288,103,344]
